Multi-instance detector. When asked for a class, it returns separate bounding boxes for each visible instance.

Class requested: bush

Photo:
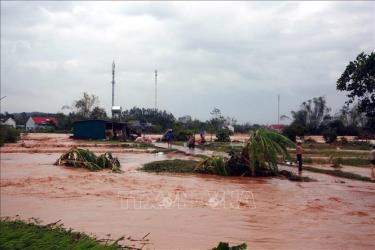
[282,123,305,142]
[173,128,194,141]
[338,137,348,145]
[0,125,20,146]
[211,242,247,250]
[322,128,337,144]
[215,128,232,142]
[194,156,228,176]
[142,159,199,173]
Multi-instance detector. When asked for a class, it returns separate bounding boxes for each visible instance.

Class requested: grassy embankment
[303,166,374,182]
[0,219,125,250]
[0,219,247,250]
[141,160,315,182]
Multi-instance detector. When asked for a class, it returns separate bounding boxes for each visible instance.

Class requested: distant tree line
[1,52,373,141]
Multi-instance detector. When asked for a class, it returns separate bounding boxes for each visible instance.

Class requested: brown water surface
[1,134,375,249]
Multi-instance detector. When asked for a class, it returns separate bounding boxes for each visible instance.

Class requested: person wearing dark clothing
[164,129,174,149]
[296,142,303,172]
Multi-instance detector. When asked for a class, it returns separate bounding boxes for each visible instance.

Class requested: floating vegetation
[55,147,121,173]
[211,242,247,250]
[195,156,228,176]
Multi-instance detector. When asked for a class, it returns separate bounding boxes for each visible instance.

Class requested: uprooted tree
[196,129,295,177]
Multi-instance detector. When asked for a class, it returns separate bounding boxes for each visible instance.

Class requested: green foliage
[122,107,176,132]
[332,157,370,166]
[74,92,99,118]
[291,96,331,134]
[282,122,305,142]
[0,218,123,250]
[322,128,337,144]
[195,156,228,176]
[173,127,195,141]
[0,125,20,146]
[211,242,247,250]
[337,52,375,130]
[246,129,295,176]
[215,128,232,142]
[142,159,199,173]
[55,147,121,173]
[90,106,108,119]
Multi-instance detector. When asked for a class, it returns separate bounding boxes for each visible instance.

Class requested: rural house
[269,124,285,133]
[0,117,16,128]
[26,116,58,131]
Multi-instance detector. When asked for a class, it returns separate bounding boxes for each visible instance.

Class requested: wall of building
[73,120,107,139]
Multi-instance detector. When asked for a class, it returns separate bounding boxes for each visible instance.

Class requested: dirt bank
[1,134,375,249]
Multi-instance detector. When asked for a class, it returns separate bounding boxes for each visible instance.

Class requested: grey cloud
[1,1,374,123]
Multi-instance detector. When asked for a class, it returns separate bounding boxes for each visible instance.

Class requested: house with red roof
[26,116,58,131]
[269,124,285,133]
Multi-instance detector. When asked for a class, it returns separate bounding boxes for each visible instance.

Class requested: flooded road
[1,134,375,249]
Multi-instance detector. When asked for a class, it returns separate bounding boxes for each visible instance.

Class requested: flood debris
[54,147,121,173]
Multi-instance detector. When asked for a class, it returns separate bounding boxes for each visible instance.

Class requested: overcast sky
[1,1,374,124]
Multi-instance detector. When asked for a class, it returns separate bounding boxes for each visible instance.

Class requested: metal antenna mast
[112,60,115,107]
[277,94,280,124]
[155,69,158,110]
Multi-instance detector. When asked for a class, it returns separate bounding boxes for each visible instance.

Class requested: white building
[0,117,16,128]
[26,117,58,131]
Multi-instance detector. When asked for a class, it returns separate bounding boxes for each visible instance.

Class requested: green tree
[90,107,108,119]
[337,52,375,129]
[291,96,331,134]
[74,92,99,118]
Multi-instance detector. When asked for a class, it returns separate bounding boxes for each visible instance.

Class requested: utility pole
[155,69,158,110]
[277,94,280,124]
[112,60,115,107]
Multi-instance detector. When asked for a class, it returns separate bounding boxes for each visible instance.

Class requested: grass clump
[211,242,247,250]
[304,166,374,182]
[0,218,125,249]
[142,159,199,173]
[195,156,228,176]
[55,147,121,173]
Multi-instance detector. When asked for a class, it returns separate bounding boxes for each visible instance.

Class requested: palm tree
[244,129,295,176]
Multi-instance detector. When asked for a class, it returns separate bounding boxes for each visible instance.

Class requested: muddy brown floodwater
[1,134,375,249]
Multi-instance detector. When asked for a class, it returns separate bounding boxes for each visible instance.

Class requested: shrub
[0,125,20,146]
[339,137,348,145]
[142,159,199,173]
[211,242,247,250]
[282,123,305,142]
[194,156,228,176]
[322,128,337,144]
[215,128,232,142]
[173,128,194,141]
[304,137,317,143]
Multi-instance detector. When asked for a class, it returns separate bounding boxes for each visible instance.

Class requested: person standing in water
[164,129,174,149]
[370,145,375,180]
[296,142,303,172]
